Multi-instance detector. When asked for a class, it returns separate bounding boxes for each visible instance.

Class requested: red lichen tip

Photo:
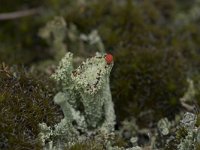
[105,53,113,64]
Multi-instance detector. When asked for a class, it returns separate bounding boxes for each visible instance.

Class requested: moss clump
[0,64,62,149]
[65,0,175,48]
[111,47,187,127]
[196,114,200,127]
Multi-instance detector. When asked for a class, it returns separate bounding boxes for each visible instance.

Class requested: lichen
[155,112,200,150]
[157,118,171,136]
[38,16,67,61]
[39,52,116,148]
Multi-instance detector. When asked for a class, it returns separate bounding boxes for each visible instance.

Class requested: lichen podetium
[38,52,116,149]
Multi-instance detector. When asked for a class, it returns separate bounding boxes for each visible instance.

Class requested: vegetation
[0,64,62,149]
[0,0,200,149]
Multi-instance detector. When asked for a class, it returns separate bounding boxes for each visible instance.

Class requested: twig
[0,7,42,20]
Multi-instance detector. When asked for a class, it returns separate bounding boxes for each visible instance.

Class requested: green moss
[65,0,175,48]
[0,64,62,149]
[111,47,187,127]
[196,143,200,150]
[196,113,200,127]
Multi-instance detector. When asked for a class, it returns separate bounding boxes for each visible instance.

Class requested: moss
[196,114,200,127]
[65,0,175,47]
[151,0,176,19]
[0,64,62,149]
[111,47,187,127]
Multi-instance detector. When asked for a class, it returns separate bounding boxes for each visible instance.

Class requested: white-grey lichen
[51,52,73,89]
[157,118,171,136]
[177,112,198,150]
[38,52,116,148]
[180,79,196,103]
[180,112,197,130]
[180,79,197,112]
[38,16,67,61]
[153,112,200,150]
[80,30,105,53]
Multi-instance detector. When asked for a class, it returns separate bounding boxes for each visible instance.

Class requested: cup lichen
[38,52,116,148]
